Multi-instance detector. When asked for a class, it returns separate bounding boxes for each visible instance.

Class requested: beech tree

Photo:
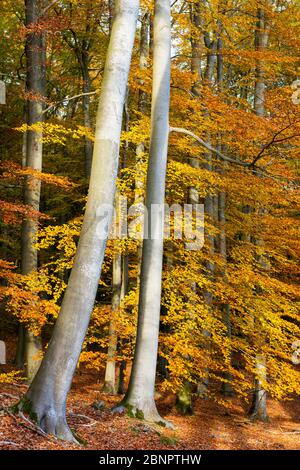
[115,0,171,424]
[21,0,45,382]
[18,0,139,441]
[249,5,269,423]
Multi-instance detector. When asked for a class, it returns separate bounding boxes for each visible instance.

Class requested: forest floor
[1,372,300,450]
[0,334,299,450]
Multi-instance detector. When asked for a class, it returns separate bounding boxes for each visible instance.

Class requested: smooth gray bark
[117,253,129,395]
[117,0,171,424]
[22,0,45,383]
[103,68,129,393]
[135,9,150,279]
[103,192,122,394]
[82,58,93,178]
[20,0,139,441]
[103,86,130,395]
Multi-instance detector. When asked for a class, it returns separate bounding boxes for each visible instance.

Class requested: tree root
[68,412,98,427]
[38,411,78,442]
[16,397,79,443]
[112,403,174,429]
[0,441,22,448]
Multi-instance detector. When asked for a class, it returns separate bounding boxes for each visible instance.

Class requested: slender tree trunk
[108,0,115,33]
[176,381,193,415]
[115,0,171,425]
[19,0,139,441]
[82,58,93,178]
[15,109,27,369]
[103,80,129,394]
[135,9,150,278]
[22,0,45,383]
[249,353,268,421]
[216,26,234,396]
[117,253,129,395]
[15,324,25,369]
[197,174,214,397]
[103,252,121,394]
[249,6,269,423]
[198,13,216,398]
[117,359,127,394]
[219,189,234,397]
[190,0,201,96]
[103,191,122,394]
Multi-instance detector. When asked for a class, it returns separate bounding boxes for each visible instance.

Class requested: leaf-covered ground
[0,369,299,451]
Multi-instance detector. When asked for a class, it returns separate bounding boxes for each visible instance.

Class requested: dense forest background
[0,0,299,450]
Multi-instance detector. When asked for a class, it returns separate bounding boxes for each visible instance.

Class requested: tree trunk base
[176,382,193,415]
[102,381,116,395]
[221,378,234,397]
[197,380,209,399]
[117,361,126,395]
[112,399,174,429]
[18,395,78,443]
[15,324,25,369]
[249,408,269,422]
[248,392,269,423]
[25,330,42,384]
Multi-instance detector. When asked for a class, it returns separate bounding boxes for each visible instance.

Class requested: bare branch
[169,126,292,183]
[169,126,249,166]
[43,91,98,114]
[0,441,22,447]
[249,122,300,167]
[68,412,98,427]
[40,0,60,17]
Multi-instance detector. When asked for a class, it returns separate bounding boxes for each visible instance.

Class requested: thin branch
[249,122,300,167]
[68,412,98,427]
[0,392,19,400]
[43,91,98,114]
[18,411,49,437]
[170,84,196,98]
[169,126,248,166]
[171,1,188,27]
[169,126,292,183]
[40,0,60,17]
[0,441,22,447]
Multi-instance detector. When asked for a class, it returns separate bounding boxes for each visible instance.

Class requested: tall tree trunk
[249,6,269,423]
[175,4,200,406]
[19,0,139,441]
[219,187,234,396]
[15,324,25,369]
[135,9,150,279]
[197,5,216,398]
[108,0,115,33]
[22,0,45,383]
[81,56,93,179]
[103,250,121,394]
[117,252,129,395]
[103,189,122,394]
[15,109,28,369]
[103,80,129,394]
[216,24,233,396]
[116,0,171,424]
